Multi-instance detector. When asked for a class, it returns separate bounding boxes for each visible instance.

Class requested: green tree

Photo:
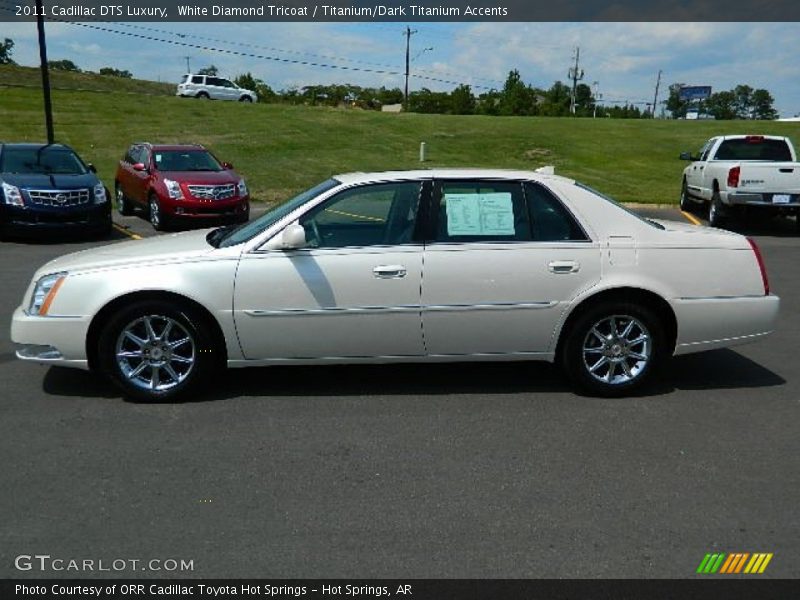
[666,83,689,118]
[408,88,450,113]
[751,89,778,120]
[476,89,501,115]
[450,84,475,115]
[539,81,571,116]
[707,91,736,120]
[197,65,218,76]
[48,59,80,72]
[733,84,754,119]
[99,67,132,78]
[0,38,15,65]
[499,69,535,116]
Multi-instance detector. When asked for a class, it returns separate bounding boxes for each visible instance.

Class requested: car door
[233,180,427,359]
[685,138,714,199]
[421,179,601,356]
[129,146,152,204]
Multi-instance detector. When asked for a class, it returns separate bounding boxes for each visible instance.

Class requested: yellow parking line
[113,223,143,240]
[680,210,702,226]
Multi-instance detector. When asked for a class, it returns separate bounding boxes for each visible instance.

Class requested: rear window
[0,147,87,175]
[714,138,792,161]
[191,75,204,84]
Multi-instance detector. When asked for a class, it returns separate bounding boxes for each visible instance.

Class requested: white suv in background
[176,74,257,103]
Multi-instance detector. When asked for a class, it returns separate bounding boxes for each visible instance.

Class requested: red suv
[115,143,250,230]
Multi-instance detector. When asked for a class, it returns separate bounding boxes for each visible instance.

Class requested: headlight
[2,182,24,206]
[93,183,107,204]
[238,179,248,197]
[164,178,184,200]
[28,272,68,316]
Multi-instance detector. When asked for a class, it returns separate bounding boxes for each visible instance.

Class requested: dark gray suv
[0,143,112,238]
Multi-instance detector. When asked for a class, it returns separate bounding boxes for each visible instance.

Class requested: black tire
[97,300,219,402]
[560,301,666,397]
[239,96,253,103]
[679,179,692,212]
[115,182,133,216]
[148,193,169,231]
[196,92,210,99]
[708,190,726,228]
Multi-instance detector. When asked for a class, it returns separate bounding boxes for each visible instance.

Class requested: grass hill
[2,64,800,204]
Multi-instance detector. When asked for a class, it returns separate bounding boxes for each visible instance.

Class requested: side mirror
[86,163,97,173]
[132,162,147,172]
[679,152,692,161]
[222,161,234,170]
[281,221,308,249]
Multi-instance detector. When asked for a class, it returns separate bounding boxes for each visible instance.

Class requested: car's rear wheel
[149,194,168,231]
[98,300,217,402]
[115,182,133,216]
[708,190,727,228]
[196,92,210,99]
[561,302,665,397]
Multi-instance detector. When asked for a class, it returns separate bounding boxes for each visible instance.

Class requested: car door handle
[548,260,580,274]
[373,265,407,279]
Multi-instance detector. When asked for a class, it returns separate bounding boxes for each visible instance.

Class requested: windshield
[0,147,88,175]
[153,150,223,172]
[212,178,341,248]
[576,183,665,230]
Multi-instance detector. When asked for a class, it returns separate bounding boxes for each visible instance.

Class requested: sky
[4,21,800,117]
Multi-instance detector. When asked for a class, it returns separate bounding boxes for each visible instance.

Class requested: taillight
[727,166,741,188]
[745,135,765,143]
[747,237,770,296]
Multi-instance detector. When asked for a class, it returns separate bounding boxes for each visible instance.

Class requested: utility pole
[183,56,191,73]
[592,81,600,118]
[404,26,417,110]
[568,47,584,115]
[35,0,54,144]
[652,69,662,119]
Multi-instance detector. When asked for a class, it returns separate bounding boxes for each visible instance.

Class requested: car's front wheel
[149,194,169,231]
[679,179,693,212]
[239,95,253,103]
[115,182,133,216]
[98,300,218,402]
[561,302,665,397]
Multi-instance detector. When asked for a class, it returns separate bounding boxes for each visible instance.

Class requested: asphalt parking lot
[0,206,798,578]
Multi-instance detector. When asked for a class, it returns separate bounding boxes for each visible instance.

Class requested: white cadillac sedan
[11,169,779,401]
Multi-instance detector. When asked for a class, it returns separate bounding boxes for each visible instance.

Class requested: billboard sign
[679,86,712,101]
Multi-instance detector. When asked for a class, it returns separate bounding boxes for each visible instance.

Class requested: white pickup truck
[679,135,800,230]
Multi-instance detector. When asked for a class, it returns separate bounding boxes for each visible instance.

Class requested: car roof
[135,143,207,152]
[0,143,73,151]
[332,168,574,186]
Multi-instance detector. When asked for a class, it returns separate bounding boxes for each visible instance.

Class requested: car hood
[2,172,99,189]
[37,229,220,276]
[157,170,240,184]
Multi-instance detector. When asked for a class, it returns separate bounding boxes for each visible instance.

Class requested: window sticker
[445,192,515,236]
[154,154,162,163]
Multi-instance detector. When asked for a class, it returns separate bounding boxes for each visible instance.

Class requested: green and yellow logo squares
[696,552,773,574]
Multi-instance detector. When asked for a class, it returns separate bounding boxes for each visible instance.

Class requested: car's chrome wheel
[98,300,221,402]
[561,302,665,397]
[709,191,726,228]
[115,315,196,392]
[582,315,651,385]
[149,195,164,231]
[679,179,692,212]
[115,183,132,216]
